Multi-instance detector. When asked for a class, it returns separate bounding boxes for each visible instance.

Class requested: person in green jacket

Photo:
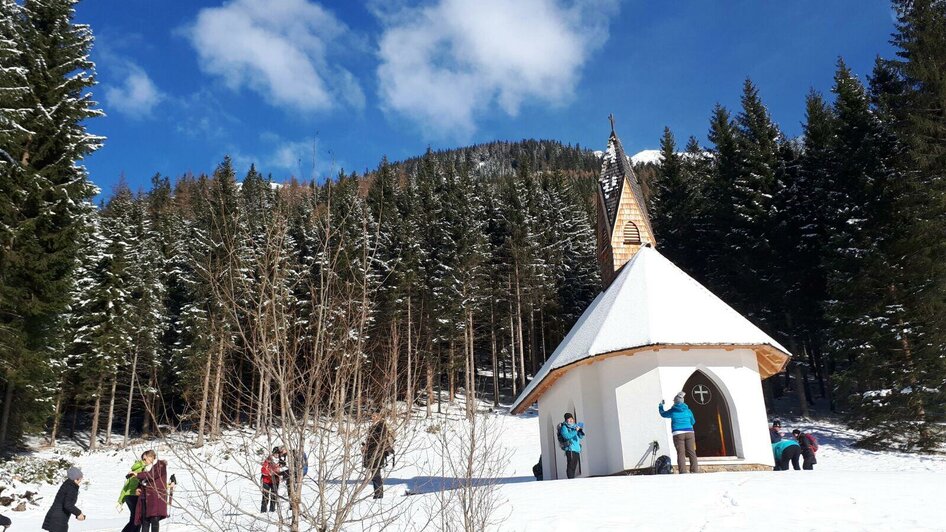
[119,458,146,532]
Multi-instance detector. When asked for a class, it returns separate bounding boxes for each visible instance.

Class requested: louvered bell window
[623,222,641,245]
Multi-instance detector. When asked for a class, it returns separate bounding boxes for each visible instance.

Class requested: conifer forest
[1,0,945,456]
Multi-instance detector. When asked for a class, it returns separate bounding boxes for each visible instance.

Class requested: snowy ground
[4,409,946,531]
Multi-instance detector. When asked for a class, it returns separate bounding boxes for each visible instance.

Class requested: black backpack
[654,455,673,474]
[556,422,569,450]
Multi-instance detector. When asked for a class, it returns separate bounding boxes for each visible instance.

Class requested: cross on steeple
[608,113,615,134]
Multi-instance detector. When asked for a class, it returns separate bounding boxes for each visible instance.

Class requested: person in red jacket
[261,447,285,513]
[132,450,172,532]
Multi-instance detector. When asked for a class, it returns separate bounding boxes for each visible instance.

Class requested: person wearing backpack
[558,413,585,479]
[659,392,699,474]
[792,429,818,470]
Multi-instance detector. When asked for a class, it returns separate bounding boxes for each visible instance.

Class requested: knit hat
[772,419,781,427]
[67,467,83,481]
[673,391,686,404]
[792,429,801,436]
[563,413,574,421]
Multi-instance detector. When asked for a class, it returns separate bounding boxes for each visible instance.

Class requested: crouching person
[659,392,699,474]
[772,439,801,471]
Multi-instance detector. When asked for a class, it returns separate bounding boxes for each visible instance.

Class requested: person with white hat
[659,392,699,473]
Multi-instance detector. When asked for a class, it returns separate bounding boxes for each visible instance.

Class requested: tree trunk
[792,363,809,418]
[123,346,140,447]
[104,375,118,445]
[466,309,475,418]
[508,307,517,396]
[448,341,456,403]
[490,303,499,406]
[514,266,527,389]
[211,339,225,438]
[406,294,414,414]
[0,378,14,450]
[50,388,64,445]
[425,359,433,418]
[196,343,215,447]
[89,381,103,451]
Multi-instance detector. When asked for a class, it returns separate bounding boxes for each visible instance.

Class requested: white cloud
[103,62,165,119]
[184,0,363,113]
[376,0,619,139]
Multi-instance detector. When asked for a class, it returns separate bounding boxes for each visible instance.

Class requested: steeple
[596,117,656,287]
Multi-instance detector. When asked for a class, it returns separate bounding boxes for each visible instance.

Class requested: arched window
[683,371,736,457]
[623,222,641,245]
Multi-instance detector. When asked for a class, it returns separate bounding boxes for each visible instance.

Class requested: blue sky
[78,0,897,195]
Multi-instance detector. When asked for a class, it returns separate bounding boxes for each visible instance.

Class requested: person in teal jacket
[659,391,699,473]
[772,439,801,471]
[559,413,585,479]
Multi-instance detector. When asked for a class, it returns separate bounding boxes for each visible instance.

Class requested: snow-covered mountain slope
[7,411,945,531]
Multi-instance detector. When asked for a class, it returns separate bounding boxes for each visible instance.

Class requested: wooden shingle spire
[596,116,656,287]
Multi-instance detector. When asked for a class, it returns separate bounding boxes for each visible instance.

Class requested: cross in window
[692,384,711,405]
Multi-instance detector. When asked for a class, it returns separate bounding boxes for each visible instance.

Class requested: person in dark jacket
[772,439,801,471]
[793,429,818,470]
[261,447,284,512]
[363,414,394,499]
[559,413,585,479]
[133,449,171,532]
[769,420,782,443]
[0,514,10,530]
[42,467,86,532]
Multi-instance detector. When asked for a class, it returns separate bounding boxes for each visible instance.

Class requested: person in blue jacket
[659,391,699,473]
[559,413,585,479]
[772,439,801,471]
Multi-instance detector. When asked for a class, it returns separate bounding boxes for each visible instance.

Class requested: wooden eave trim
[509,343,790,414]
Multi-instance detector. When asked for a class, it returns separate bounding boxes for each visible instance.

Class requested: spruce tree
[0,0,101,448]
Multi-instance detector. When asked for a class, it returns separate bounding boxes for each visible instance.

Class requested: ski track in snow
[5,413,946,531]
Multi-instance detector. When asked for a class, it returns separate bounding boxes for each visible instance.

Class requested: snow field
[6,410,946,531]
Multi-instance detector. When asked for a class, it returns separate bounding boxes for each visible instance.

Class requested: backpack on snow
[654,455,673,474]
[805,433,819,453]
[556,422,569,450]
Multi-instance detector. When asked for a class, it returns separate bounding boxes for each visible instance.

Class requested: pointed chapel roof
[598,128,654,238]
[509,247,791,414]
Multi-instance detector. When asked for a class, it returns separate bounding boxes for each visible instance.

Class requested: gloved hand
[660,399,665,406]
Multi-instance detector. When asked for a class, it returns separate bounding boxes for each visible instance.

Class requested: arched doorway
[683,371,736,457]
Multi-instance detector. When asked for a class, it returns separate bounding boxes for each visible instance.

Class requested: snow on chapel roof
[509,246,791,414]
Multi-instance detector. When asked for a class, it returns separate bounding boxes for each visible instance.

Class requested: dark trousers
[371,467,384,499]
[776,446,801,471]
[0,514,10,528]
[261,480,278,512]
[673,432,699,473]
[802,450,816,470]
[140,516,160,532]
[121,496,140,532]
[565,450,580,479]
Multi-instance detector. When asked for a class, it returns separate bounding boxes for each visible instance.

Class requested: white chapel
[509,123,791,478]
